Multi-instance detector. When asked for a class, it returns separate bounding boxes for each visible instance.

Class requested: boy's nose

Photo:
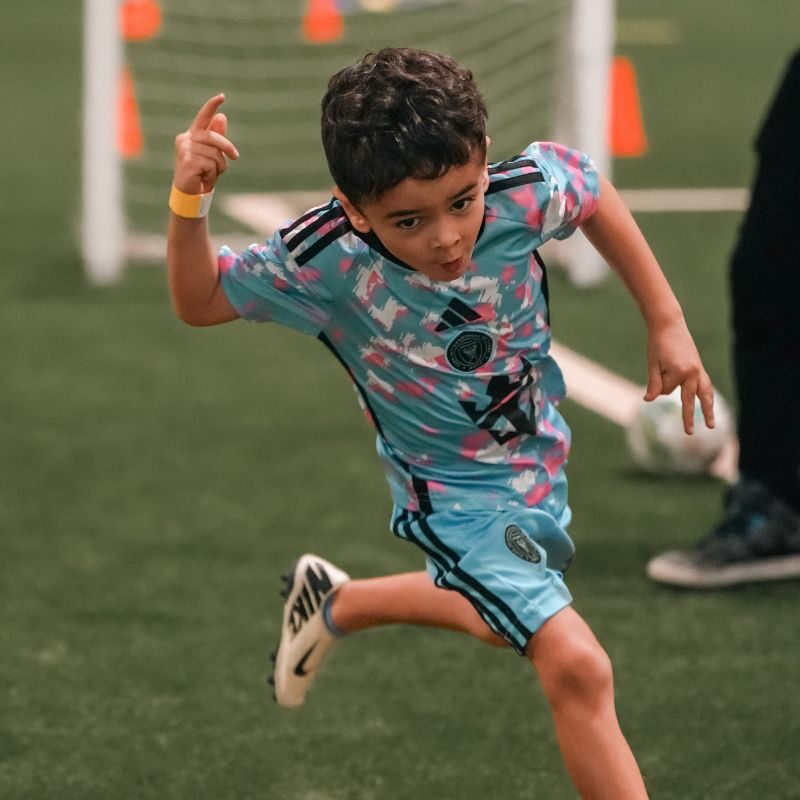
[432,221,460,250]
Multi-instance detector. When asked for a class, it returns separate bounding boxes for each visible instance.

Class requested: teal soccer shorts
[390,505,575,655]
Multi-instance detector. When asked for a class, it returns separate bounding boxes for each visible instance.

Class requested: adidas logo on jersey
[435,298,482,332]
[287,561,333,638]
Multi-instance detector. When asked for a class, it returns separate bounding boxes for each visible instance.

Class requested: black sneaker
[646,481,800,588]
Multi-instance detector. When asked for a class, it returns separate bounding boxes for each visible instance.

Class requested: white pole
[570,0,614,181]
[550,0,616,286]
[82,0,124,284]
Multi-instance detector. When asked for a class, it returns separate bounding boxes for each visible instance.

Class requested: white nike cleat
[268,554,350,709]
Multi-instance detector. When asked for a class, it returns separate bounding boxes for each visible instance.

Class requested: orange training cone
[302,0,344,44]
[609,56,648,158]
[118,67,143,159]
[120,0,162,41]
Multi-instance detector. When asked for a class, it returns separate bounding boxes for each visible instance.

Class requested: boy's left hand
[644,319,715,434]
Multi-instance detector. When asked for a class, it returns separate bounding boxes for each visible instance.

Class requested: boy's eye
[452,197,473,212]
[395,217,420,230]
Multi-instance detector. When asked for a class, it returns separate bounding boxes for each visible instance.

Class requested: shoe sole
[647,551,800,588]
[266,560,299,704]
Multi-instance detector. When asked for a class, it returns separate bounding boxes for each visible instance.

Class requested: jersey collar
[352,215,488,272]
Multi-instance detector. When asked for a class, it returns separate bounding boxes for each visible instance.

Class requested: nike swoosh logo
[294,643,318,677]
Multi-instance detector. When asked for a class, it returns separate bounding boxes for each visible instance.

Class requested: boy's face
[337,153,489,282]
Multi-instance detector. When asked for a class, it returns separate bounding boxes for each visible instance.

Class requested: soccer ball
[625,389,733,475]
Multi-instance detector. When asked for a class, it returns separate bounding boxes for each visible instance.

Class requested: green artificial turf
[2,2,799,798]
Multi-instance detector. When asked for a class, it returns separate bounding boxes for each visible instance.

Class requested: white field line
[620,187,749,213]
[220,191,330,235]
[219,188,750,233]
[136,190,740,483]
[548,342,641,427]
[126,232,259,261]
[550,342,738,483]
[616,17,681,46]
[128,186,749,258]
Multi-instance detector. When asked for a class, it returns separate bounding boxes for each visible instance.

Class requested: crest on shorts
[446,331,494,372]
[505,525,541,564]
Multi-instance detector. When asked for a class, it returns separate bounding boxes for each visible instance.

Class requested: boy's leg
[527,606,648,800]
[334,577,648,799]
[272,561,506,708]
[330,571,506,646]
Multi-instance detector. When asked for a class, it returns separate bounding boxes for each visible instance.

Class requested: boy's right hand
[173,94,239,195]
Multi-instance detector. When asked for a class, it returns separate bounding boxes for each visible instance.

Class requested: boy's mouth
[439,255,464,274]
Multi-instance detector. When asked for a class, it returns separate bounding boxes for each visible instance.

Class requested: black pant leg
[730,50,800,510]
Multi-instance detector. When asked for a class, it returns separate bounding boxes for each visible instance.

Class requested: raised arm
[580,175,715,433]
[167,94,241,326]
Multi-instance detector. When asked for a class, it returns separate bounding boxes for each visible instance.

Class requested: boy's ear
[482,135,492,190]
[333,187,371,233]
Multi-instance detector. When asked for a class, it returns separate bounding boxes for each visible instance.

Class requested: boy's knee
[538,638,614,710]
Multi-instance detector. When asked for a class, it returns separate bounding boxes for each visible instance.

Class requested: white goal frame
[82,0,615,285]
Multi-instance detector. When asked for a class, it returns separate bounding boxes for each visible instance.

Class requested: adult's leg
[731,49,800,510]
[646,51,800,588]
[527,606,648,800]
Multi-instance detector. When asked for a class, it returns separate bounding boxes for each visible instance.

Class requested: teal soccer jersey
[219,142,600,519]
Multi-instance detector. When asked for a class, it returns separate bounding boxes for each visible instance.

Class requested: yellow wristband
[169,184,214,218]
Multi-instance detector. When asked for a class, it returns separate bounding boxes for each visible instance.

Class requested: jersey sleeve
[218,222,339,338]
[524,141,600,241]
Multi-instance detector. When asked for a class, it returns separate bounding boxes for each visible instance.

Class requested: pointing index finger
[191,94,226,133]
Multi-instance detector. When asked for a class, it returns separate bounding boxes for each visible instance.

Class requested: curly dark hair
[321,48,488,206]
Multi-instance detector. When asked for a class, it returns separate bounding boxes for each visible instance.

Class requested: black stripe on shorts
[399,514,512,645]
[415,516,533,653]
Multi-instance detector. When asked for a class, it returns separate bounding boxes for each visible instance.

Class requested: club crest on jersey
[505,525,541,564]
[446,330,494,372]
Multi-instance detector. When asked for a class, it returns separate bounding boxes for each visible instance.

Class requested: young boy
[168,48,714,800]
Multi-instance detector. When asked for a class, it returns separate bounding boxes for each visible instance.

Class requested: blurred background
[2,2,799,798]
